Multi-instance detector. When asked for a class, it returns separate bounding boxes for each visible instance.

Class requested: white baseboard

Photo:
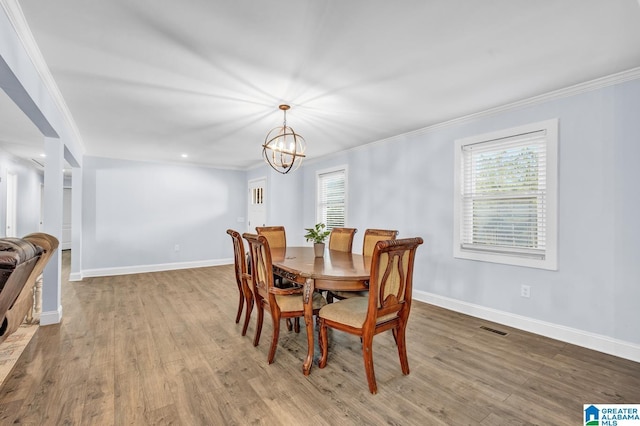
[39,306,62,326]
[79,258,234,279]
[413,290,640,363]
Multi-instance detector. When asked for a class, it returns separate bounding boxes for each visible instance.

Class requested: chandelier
[262,104,306,174]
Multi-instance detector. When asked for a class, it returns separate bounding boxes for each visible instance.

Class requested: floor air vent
[480,325,508,336]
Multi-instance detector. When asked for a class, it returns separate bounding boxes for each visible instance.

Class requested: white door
[247,178,266,232]
[39,183,44,231]
[5,172,17,237]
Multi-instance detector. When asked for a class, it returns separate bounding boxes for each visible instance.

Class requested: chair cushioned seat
[275,291,327,312]
[319,297,396,329]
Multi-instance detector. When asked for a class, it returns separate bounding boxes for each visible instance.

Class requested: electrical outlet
[521,284,530,298]
[174,244,180,252]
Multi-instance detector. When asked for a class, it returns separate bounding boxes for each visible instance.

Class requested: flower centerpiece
[304,223,331,257]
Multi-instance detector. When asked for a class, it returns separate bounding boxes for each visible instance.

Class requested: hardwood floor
[0,251,638,425]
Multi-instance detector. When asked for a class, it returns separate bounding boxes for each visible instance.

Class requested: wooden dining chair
[362,228,399,257]
[326,227,359,303]
[318,237,423,394]
[256,226,288,289]
[243,233,327,364]
[327,228,399,303]
[255,226,286,249]
[328,227,358,253]
[227,229,253,336]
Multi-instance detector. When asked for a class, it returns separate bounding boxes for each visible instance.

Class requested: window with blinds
[454,119,558,270]
[317,167,347,231]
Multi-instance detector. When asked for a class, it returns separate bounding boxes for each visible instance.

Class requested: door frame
[5,171,17,237]
[247,177,267,232]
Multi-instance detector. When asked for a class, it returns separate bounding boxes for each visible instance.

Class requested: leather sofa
[0,233,58,344]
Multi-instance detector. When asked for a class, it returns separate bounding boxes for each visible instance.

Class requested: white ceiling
[2,0,640,170]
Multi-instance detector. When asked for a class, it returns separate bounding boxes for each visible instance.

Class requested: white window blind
[317,168,346,230]
[454,120,558,270]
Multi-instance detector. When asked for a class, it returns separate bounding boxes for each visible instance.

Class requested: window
[251,186,263,205]
[454,119,558,270]
[317,167,347,230]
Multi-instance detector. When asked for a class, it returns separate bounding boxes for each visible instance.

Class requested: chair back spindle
[367,238,420,327]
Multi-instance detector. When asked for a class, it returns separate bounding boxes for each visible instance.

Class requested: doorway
[5,172,17,237]
[247,178,266,232]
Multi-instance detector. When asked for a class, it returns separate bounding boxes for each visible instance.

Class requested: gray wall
[81,156,246,270]
[300,78,640,345]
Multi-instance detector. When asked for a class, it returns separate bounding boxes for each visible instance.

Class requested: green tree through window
[472,147,540,249]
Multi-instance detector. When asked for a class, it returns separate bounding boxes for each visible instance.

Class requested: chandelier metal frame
[262,104,306,174]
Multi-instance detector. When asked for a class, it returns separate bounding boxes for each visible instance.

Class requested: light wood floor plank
[113,370,144,425]
[81,358,115,425]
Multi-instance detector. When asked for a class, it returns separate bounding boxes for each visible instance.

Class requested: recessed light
[40,153,46,157]
[181,154,188,158]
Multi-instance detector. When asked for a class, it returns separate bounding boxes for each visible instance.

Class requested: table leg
[302,277,315,375]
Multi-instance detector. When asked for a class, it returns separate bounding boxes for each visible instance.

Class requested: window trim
[315,165,348,230]
[453,119,558,270]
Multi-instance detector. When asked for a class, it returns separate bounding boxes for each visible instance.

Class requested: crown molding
[305,67,640,167]
[1,0,84,149]
[422,67,640,134]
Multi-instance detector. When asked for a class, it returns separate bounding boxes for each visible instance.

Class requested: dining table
[270,246,371,375]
